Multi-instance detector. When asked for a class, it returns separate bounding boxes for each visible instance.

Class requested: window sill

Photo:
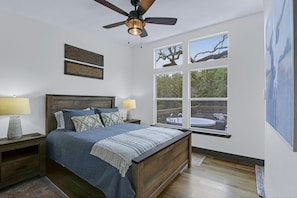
[191,129,231,138]
[155,124,231,138]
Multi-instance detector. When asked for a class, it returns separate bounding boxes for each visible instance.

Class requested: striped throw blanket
[90,127,183,177]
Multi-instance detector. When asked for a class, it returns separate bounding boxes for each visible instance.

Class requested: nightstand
[124,119,141,124]
[0,133,46,189]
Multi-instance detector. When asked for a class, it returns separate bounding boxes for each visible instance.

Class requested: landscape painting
[266,0,296,151]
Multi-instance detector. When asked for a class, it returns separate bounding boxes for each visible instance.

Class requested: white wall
[131,13,265,159]
[0,10,133,137]
[264,0,297,197]
[265,124,297,197]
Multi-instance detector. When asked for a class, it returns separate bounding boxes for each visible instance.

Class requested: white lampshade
[123,99,136,120]
[0,98,31,115]
[123,99,136,109]
[0,97,31,139]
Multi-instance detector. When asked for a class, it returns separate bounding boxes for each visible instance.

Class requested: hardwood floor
[159,154,259,198]
[47,153,259,198]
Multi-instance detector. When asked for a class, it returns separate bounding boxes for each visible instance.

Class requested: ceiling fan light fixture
[126,18,145,36]
[97,0,177,38]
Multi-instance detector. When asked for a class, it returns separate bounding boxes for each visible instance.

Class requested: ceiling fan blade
[145,17,177,25]
[140,28,148,37]
[94,0,129,16]
[103,21,126,29]
[137,0,155,14]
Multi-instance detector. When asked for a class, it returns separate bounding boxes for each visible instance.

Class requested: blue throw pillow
[62,109,95,131]
[94,107,119,115]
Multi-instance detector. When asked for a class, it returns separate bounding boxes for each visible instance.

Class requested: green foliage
[156,68,227,99]
[191,68,227,98]
[156,73,183,98]
[156,68,227,112]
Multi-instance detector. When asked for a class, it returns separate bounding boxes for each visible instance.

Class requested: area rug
[0,177,68,198]
[255,165,266,198]
[192,153,206,166]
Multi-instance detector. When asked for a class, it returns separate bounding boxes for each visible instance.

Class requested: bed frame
[45,94,192,198]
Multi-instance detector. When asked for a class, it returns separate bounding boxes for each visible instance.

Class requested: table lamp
[0,97,31,139]
[123,99,136,120]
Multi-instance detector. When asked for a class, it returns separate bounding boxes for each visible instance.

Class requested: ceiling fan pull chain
[128,34,130,45]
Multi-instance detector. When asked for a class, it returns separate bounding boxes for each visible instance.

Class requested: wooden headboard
[45,94,115,134]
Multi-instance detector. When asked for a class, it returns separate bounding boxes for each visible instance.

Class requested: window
[154,33,229,135]
[189,34,228,63]
[190,67,228,131]
[154,44,183,68]
[155,72,183,125]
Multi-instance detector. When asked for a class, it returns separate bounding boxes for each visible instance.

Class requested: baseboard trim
[192,147,264,166]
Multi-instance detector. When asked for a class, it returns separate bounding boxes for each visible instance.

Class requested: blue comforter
[46,123,150,198]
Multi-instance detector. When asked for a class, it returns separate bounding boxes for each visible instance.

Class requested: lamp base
[127,110,132,120]
[7,116,23,140]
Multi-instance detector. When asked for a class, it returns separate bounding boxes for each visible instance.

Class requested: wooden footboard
[47,132,191,198]
[132,131,191,198]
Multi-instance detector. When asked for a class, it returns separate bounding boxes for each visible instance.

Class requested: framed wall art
[64,44,104,79]
[266,0,297,151]
[64,61,103,80]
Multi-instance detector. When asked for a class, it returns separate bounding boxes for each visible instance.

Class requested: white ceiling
[0,0,263,46]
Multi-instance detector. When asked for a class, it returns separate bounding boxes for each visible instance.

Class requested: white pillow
[54,111,65,129]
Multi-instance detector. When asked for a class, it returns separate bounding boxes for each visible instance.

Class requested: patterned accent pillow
[71,114,104,132]
[62,109,95,131]
[100,111,124,127]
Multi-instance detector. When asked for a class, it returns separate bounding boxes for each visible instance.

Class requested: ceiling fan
[94,0,177,37]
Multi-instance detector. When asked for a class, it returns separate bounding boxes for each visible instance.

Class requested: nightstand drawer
[1,156,39,181]
[0,133,45,188]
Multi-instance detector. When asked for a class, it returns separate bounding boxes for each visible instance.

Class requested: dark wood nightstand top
[0,133,45,146]
[124,119,141,124]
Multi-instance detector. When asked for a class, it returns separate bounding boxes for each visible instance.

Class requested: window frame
[153,32,230,136]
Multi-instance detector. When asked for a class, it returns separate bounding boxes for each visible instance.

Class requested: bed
[45,94,192,198]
